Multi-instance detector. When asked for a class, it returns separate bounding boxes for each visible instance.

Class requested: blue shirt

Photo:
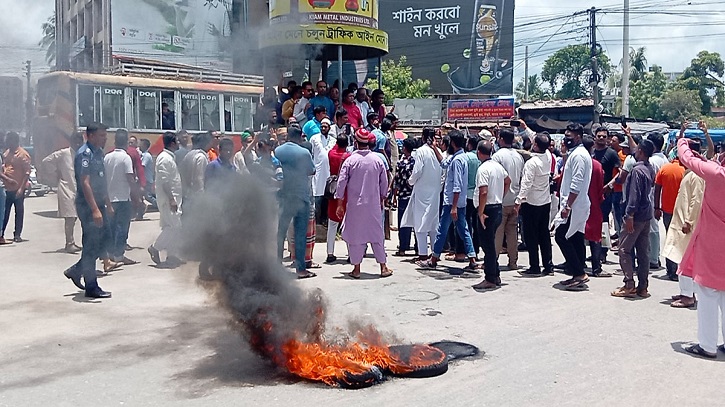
[372,129,387,153]
[275,141,315,202]
[306,95,335,121]
[74,142,108,211]
[204,158,238,190]
[464,151,480,197]
[302,119,321,140]
[442,149,468,208]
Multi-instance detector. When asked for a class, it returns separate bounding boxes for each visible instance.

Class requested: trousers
[415,230,435,257]
[0,186,5,236]
[618,220,651,290]
[2,189,25,238]
[694,282,725,354]
[70,205,112,292]
[495,205,519,266]
[611,191,624,235]
[554,217,586,278]
[349,242,386,265]
[64,217,77,245]
[649,217,660,266]
[520,202,552,273]
[679,275,694,297]
[110,201,132,260]
[477,204,503,283]
[433,205,475,259]
[278,196,310,272]
[327,219,339,255]
[397,197,413,252]
[662,212,678,277]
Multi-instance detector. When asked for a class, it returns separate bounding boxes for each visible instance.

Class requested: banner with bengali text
[446,98,515,121]
[270,0,379,29]
[259,23,388,53]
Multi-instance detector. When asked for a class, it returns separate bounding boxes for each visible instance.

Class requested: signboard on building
[379,0,514,95]
[393,98,442,126]
[111,0,232,71]
[447,98,515,121]
[262,0,388,54]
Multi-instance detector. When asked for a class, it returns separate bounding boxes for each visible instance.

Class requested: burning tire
[384,344,449,378]
[428,341,481,362]
[334,366,384,389]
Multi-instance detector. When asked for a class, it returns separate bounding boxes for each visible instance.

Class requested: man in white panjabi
[309,118,336,224]
[401,128,443,261]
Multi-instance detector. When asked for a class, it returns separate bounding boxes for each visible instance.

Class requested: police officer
[63,123,113,298]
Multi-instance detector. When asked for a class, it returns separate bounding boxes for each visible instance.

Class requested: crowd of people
[2,81,725,358]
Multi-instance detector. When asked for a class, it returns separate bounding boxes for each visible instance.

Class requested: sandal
[392,251,408,257]
[380,269,393,278]
[416,259,438,270]
[344,272,361,279]
[306,262,322,269]
[671,298,696,308]
[684,344,717,359]
[463,263,481,274]
[297,272,317,279]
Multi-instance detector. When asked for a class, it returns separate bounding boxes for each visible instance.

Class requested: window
[135,89,160,129]
[225,94,253,132]
[77,85,98,127]
[181,92,220,131]
[100,86,125,128]
[161,91,175,130]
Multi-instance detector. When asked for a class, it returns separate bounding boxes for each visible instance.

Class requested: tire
[334,366,384,389]
[428,341,482,362]
[384,344,449,378]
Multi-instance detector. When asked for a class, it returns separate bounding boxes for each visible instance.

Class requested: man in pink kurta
[676,135,725,358]
[335,129,392,278]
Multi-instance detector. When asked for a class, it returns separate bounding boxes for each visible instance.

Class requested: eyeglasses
[596,134,608,138]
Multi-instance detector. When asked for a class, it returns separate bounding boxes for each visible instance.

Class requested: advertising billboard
[447,98,515,121]
[393,98,442,127]
[111,0,233,71]
[379,0,514,95]
[262,0,388,54]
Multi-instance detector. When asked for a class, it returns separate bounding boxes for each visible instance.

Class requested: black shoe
[519,268,543,277]
[148,246,161,264]
[63,266,85,290]
[85,288,111,298]
[553,263,566,270]
[517,243,527,251]
[667,274,679,281]
[325,255,337,264]
[542,268,554,276]
[13,237,22,243]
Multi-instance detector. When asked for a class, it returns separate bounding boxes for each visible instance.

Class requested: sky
[0,0,723,85]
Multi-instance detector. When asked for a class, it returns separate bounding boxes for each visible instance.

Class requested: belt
[485,203,503,208]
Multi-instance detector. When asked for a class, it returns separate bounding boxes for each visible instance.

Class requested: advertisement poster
[111,0,233,71]
[379,0,514,95]
[447,98,515,121]
[393,98,442,127]
[271,0,379,28]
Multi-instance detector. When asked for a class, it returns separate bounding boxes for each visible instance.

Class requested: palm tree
[629,47,647,82]
[39,13,56,68]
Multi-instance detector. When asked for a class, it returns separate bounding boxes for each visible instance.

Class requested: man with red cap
[335,128,393,279]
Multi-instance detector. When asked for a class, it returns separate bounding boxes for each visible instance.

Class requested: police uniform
[69,142,111,293]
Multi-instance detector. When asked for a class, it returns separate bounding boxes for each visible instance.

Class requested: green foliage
[659,88,703,122]
[38,13,55,68]
[677,51,725,114]
[629,47,648,82]
[515,74,549,101]
[629,65,667,120]
[365,56,430,105]
[541,44,611,99]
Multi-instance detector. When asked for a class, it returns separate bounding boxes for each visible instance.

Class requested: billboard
[270,0,379,28]
[379,0,514,95]
[111,0,233,71]
[447,98,515,121]
[393,98,442,127]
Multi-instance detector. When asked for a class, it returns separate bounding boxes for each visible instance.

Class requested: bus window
[161,91,175,130]
[223,95,233,132]
[100,86,125,128]
[232,95,253,132]
[78,85,100,127]
[200,93,219,131]
[181,92,200,131]
[136,89,160,129]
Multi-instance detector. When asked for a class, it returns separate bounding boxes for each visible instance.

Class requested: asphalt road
[1,193,723,407]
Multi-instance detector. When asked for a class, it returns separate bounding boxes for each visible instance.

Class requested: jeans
[618,220,651,291]
[110,201,133,260]
[477,204,503,283]
[0,186,5,236]
[662,212,678,277]
[589,241,602,271]
[2,189,25,238]
[611,191,624,235]
[433,205,475,259]
[397,197,413,251]
[521,202,553,273]
[69,205,112,292]
[278,196,310,272]
[555,217,587,278]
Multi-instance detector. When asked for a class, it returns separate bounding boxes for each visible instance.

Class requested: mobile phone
[620,116,627,127]
[510,120,521,127]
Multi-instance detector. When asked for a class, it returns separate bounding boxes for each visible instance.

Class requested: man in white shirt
[553,123,593,290]
[180,132,212,222]
[646,132,669,270]
[515,133,554,277]
[355,88,372,128]
[103,130,141,265]
[331,108,353,152]
[492,129,525,270]
[472,140,510,291]
[309,118,336,224]
[149,132,184,267]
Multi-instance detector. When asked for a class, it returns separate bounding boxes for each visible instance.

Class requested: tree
[541,44,611,99]
[659,88,703,122]
[365,56,430,105]
[39,13,56,68]
[677,50,725,114]
[629,65,667,120]
[515,74,549,101]
[629,47,648,82]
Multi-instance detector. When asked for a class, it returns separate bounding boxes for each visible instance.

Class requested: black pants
[555,216,587,278]
[477,204,503,284]
[2,190,25,239]
[315,195,328,225]
[662,212,677,277]
[521,202,553,273]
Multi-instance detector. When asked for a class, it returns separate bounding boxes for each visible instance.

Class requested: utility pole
[622,0,630,117]
[25,60,33,144]
[524,45,529,101]
[588,7,601,123]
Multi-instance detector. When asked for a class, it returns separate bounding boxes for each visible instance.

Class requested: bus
[32,70,265,162]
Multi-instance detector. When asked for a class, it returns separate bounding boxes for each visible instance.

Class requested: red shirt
[327,145,350,223]
[342,102,363,130]
[586,159,605,242]
[126,147,146,188]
